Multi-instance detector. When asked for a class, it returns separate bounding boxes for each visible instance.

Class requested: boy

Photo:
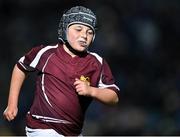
[3,6,120,136]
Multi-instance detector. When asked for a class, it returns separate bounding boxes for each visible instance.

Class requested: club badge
[80,75,90,86]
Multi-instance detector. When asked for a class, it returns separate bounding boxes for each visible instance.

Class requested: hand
[3,106,18,121]
[74,78,92,96]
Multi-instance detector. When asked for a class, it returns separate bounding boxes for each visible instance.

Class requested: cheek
[87,36,93,43]
[67,32,77,42]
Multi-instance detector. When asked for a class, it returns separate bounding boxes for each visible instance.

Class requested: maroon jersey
[17,43,120,136]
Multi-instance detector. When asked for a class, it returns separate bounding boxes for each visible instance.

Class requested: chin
[77,49,86,53]
[77,47,87,52]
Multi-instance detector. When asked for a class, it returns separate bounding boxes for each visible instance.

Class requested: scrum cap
[58,6,97,42]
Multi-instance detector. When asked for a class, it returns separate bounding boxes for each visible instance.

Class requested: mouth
[78,41,87,47]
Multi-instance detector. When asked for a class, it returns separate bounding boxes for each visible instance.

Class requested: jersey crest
[80,75,90,86]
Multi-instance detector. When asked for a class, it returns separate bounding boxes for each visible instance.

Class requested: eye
[75,26,82,31]
[87,30,93,35]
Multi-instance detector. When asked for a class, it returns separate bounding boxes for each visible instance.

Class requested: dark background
[1,0,180,135]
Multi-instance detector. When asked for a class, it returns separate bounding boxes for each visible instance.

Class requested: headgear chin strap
[58,6,97,42]
[64,40,87,56]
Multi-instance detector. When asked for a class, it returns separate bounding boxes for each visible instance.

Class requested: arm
[89,86,119,105]
[74,78,119,105]
[3,64,28,121]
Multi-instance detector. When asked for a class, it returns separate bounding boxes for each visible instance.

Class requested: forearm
[74,79,119,105]
[7,64,27,107]
[90,87,119,105]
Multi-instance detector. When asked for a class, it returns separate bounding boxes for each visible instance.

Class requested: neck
[63,44,76,57]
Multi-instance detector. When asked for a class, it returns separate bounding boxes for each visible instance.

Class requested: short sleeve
[98,59,120,96]
[17,45,44,72]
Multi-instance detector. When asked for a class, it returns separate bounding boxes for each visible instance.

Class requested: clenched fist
[3,106,18,121]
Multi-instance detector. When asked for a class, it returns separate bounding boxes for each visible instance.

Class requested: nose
[80,31,87,39]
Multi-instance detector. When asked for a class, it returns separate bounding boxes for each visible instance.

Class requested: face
[66,24,94,53]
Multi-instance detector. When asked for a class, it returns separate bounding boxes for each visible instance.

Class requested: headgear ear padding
[58,6,97,42]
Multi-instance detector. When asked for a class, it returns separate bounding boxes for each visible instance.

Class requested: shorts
[25,126,64,137]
